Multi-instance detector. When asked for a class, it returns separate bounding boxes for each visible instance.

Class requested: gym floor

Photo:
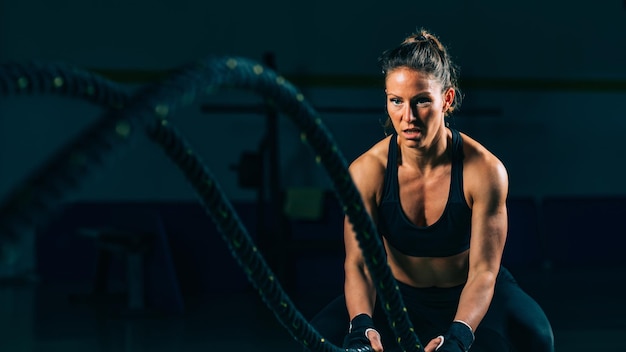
[1,265,625,352]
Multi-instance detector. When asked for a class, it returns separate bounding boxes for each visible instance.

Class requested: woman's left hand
[424,336,443,352]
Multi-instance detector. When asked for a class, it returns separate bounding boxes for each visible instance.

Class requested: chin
[402,137,424,148]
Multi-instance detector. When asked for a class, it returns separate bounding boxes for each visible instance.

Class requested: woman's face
[385,66,454,148]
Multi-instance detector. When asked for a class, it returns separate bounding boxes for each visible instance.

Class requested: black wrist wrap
[343,314,375,351]
[438,321,474,352]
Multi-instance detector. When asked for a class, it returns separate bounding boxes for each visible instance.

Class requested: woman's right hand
[344,328,383,352]
[343,314,384,352]
[365,328,384,352]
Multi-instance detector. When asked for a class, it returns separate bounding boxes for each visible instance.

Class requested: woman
[309,29,554,352]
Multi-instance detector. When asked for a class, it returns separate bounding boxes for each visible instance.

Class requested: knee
[532,324,555,351]
[511,320,555,352]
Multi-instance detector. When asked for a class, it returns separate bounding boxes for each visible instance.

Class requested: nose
[403,104,417,122]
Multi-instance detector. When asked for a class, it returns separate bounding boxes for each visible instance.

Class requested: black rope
[136,56,423,350]
[0,57,424,352]
[0,62,132,258]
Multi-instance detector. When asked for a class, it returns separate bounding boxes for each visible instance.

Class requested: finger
[424,336,443,352]
[371,339,384,352]
[367,330,384,352]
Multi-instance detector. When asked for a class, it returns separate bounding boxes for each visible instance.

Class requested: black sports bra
[376,129,471,257]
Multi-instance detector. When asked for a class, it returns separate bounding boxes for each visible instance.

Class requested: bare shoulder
[348,136,391,201]
[459,132,509,201]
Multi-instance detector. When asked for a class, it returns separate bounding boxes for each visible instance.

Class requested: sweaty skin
[343,67,509,352]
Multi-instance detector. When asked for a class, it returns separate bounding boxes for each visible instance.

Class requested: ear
[443,88,455,112]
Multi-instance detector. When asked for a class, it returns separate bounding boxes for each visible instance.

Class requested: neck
[401,127,450,172]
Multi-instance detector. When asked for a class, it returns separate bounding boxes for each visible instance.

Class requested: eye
[414,97,431,106]
[389,97,402,106]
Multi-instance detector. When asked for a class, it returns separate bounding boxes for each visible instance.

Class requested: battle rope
[0,61,132,261]
[0,57,423,351]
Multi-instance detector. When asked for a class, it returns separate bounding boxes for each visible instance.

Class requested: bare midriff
[384,238,469,288]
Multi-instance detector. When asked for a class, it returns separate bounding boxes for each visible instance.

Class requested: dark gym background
[1,1,625,351]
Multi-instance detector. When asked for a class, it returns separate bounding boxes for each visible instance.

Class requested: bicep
[343,159,382,264]
[468,159,509,271]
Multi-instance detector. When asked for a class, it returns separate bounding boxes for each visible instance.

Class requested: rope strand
[0,57,423,352]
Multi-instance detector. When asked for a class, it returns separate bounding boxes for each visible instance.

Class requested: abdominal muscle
[384,238,469,288]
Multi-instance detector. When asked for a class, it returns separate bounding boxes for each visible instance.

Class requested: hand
[343,326,384,352]
[344,345,375,352]
[424,336,444,352]
[429,321,474,352]
[365,328,383,352]
[343,314,384,352]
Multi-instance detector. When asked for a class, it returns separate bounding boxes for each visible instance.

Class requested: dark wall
[1,0,625,202]
[2,1,626,284]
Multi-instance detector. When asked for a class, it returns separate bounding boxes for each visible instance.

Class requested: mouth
[402,127,423,138]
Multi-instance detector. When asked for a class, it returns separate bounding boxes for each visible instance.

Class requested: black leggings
[308,267,554,351]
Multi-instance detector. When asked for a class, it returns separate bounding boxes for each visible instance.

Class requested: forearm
[343,264,384,351]
[454,269,497,330]
[344,264,377,319]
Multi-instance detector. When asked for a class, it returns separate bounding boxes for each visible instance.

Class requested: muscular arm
[344,214,377,318]
[454,150,509,331]
[341,142,390,352]
[343,153,384,320]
